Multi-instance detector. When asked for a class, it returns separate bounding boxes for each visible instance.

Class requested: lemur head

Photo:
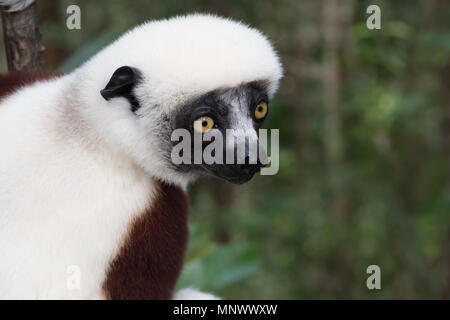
[74,14,282,186]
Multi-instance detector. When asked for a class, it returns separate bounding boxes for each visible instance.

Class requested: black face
[171,82,270,184]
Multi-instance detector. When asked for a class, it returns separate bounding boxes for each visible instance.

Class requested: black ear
[100,66,142,112]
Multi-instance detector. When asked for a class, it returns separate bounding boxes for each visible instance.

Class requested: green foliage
[60,32,116,73]
[177,224,260,293]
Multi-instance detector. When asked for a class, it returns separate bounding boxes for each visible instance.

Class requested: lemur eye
[193,116,215,133]
[255,101,268,120]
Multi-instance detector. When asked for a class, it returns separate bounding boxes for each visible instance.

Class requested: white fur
[173,288,219,300]
[0,76,158,299]
[0,14,282,299]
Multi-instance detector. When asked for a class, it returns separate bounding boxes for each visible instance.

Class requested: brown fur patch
[0,71,62,100]
[102,182,189,300]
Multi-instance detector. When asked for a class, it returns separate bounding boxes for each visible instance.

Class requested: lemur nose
[240,156,264,174]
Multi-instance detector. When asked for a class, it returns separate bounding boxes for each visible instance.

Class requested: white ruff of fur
[0,14,282,299]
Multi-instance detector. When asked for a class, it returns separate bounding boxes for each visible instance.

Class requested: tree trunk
[321,0,354,218]
[1,2,43,71]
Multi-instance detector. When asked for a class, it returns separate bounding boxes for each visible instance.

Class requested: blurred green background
[1,0,449,299]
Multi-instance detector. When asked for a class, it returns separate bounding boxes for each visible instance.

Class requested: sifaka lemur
[0,14,282,299]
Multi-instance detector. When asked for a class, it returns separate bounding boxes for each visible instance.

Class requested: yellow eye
[193,116,215,133]
[255,101,268,119]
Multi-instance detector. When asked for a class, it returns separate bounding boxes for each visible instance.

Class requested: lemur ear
[100,66,142,112]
